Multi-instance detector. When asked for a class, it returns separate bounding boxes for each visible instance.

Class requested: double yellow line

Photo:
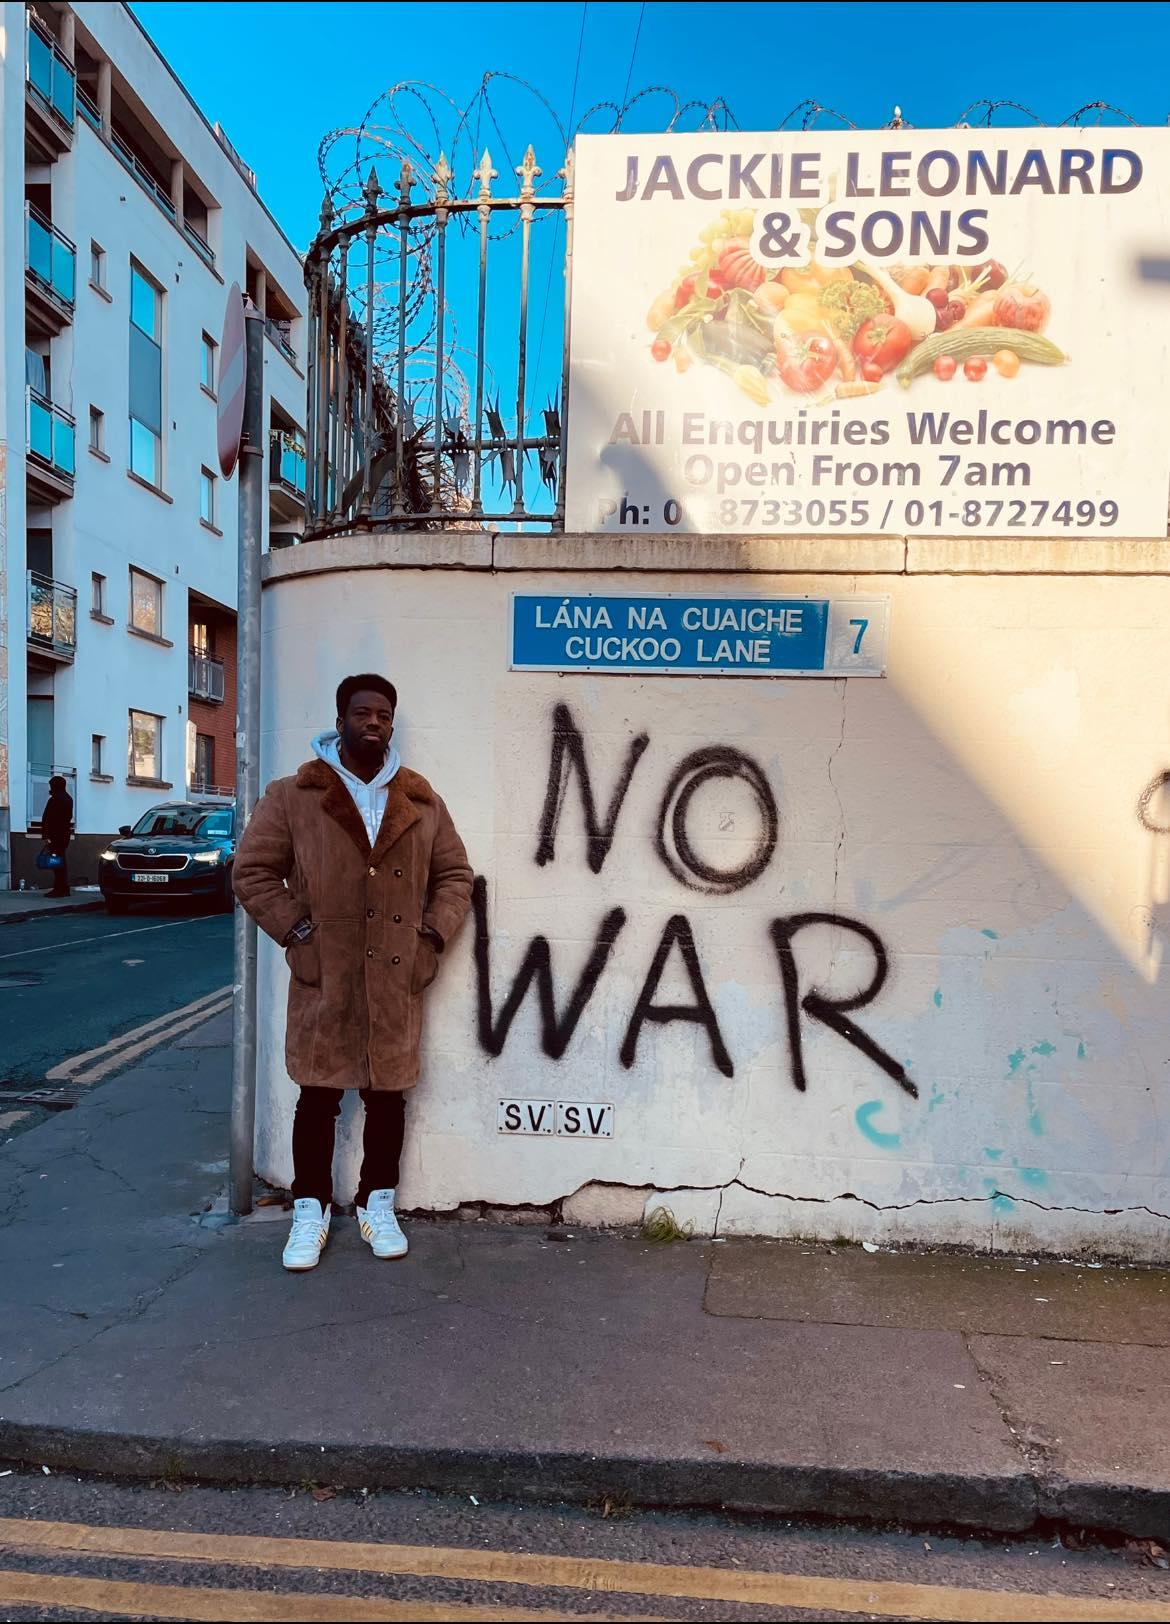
[45,986,233,1087]
[1,1516,1167,1622]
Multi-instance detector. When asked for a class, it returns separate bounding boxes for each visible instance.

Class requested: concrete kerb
[3,1420,1168,1540]
[0,897,105,925]
[0,1423,1039,1535]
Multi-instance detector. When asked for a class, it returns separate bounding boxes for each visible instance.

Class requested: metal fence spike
[434,151,453,203]
[475,148,498,200]
[517,143,542,200]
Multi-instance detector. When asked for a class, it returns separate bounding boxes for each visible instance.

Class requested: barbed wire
[312,80,1157,461]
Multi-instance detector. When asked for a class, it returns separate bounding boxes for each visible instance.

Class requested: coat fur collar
[294,757,430,859]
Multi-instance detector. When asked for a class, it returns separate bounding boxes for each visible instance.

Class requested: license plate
[131,873,169,884]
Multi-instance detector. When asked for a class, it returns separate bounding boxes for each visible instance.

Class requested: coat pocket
[285,933,322,988]
[410,932,439,995]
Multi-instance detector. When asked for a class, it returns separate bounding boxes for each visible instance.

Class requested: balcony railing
[188,649,226,703]
[27,18,75,131]
[182,219,216,269]
[77,84,101,132]
[189,779,233,801]
[264,316,297,366]
[26,205,76,312]
[27,389,76,484]
[111,129,176,221]
[28,765,77,830]
[27,572,77,660]
[270,430,307,496]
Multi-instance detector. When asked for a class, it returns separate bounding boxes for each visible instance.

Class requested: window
[191,621,209,655]
[200,332,216,394]
[91,572,106,616]
[129,710,162,780]
[200,467,216,526]
[88,406,104,453]
[90,241,105,290]
[129,567,162,637]
[91,735,104,776]
[194,734,215,790]
[128,262,162,486]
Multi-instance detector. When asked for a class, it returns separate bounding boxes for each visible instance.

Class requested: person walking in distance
[233,674,472,1272]
[40,774,74,898]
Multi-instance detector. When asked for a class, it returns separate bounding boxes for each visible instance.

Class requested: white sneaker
[357,1189,408,1259]
[282,1198,330,1271]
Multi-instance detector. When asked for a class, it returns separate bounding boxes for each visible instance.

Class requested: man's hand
[283,917,315,947]
[419,924,444,954]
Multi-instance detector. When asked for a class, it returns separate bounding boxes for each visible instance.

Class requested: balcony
[27,389,75,503]
[188,649,226,704]
[182,219,216,270]
[264,316,297,367]
[27,572,77,666]
[25,206,75,335]
[77,84,102,133]
[26,18,74,161]
[111,128,175,220]
[28,765,77,831]
[189,779,233,802]
[269,430,307,521]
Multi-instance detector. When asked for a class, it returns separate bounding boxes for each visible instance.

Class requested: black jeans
[291,1086,406,1209]
[46,844,70,896]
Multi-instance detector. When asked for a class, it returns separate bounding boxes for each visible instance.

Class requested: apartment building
[0,0,308,888]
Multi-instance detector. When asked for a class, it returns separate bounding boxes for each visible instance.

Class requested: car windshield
[131,808,225,838]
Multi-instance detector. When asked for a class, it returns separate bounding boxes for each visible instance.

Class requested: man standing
[233,674,472,1272]
[40,775,73,898]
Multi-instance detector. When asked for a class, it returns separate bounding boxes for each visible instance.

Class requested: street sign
[510,593,890,677]
[217,283,246,479]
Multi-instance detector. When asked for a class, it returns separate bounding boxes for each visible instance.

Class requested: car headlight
[99,848,118,862]
[193,850,222,864]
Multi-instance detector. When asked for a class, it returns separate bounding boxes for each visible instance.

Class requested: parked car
[98,801,236,914]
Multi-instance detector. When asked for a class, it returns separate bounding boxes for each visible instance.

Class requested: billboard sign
[565,130,1170,538]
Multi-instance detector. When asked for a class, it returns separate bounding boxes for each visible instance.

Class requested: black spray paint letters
[534,701,778,895]
[477,706,918,1098]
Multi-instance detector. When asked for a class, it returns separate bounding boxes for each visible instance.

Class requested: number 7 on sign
[849,618,869,655]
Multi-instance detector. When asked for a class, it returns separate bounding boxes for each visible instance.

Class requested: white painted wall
[253,533,1170,1261]
[3,1,307,844]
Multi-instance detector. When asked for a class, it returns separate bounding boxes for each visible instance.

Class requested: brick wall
[188,605,237,793]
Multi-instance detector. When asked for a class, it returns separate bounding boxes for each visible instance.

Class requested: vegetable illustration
[993,283,1052,332]
[775,332,837,394]
[896,327,1066,386]
[647,205,1065,402]
[853,316,915,374]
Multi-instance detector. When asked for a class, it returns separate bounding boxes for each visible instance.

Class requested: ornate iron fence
[303,144,572,537]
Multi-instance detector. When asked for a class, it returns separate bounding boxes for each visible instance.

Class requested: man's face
[339,689,395,767]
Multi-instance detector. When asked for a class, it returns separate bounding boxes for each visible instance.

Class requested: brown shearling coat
[233,758,473,1091]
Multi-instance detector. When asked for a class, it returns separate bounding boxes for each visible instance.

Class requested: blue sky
[134,1,1166,253]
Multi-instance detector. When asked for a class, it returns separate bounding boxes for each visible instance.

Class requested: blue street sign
[510,594,889,677]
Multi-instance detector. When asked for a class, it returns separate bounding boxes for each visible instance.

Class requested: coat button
[368,866,376,877]
[366,948,374,958]
[366,908,375,919]
[394,868,403,877]
[392,955,400,965]
[393,914,401,923]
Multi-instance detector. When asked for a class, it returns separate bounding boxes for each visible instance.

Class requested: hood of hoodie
[312,729,401,846]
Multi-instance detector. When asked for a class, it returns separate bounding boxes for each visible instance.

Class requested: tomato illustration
[774,333,837,394]
[853,316,915,374]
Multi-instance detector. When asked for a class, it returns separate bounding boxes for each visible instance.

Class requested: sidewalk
[0,887,104,924]
[0,1009,1167,1539]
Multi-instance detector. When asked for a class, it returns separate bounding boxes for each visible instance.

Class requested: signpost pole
[229,302,265,1217]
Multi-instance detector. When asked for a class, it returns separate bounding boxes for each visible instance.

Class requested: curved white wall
[254,531,1170,1259]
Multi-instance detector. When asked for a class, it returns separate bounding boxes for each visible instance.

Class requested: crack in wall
[568,1175,1170,1224]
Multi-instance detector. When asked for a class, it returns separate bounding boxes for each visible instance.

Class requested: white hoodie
[312,729,401,847]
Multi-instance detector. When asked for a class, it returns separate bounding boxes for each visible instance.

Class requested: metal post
[230,303,265,1218]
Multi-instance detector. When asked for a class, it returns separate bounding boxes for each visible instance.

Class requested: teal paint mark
[1018,1166,1047,1187]
[1031,1040,1056,1057]
[932,988,943,1009]
[927,1086,947,1113]
[983,1176,1016,1213]
[1077,1041,1086,1060]
[1026,1081,1044,1136]
[983,1147,1005,1162]
[1007,1048,1027,1075]
[855,1100,901,1150]
[981,928,999,939]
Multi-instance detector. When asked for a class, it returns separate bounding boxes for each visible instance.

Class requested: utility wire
[618,0,646,127]
[531,0,588,420]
